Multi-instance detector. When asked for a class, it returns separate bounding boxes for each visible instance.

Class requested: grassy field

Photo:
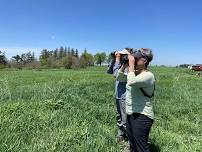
[0,66,201,152]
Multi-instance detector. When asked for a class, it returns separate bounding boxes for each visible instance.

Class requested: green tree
[0,51,7,66]
[71,48,75,56]
[12,55,22,63]
[26,51,35,63]
[53,48,58,59]
[75,49,79,58]
[81,49,94,66]
[64,47,67,57]
[94,52,106,66]
[12,54,23,69]
[67,47,71,56]
[39,49,50,66]
[32,52,35,61]
[59,46,64,59]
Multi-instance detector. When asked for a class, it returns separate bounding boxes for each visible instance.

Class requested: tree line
[0,47,108,70]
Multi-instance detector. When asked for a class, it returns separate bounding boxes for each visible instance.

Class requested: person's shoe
[120,141,130,152]
[116,136,125,144]
[121,146,130,152]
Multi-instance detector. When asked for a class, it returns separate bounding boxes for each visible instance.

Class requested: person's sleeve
[106,59,115,74]
[113,61,121,77]
[127,72,153,88]
[116,69,127,82]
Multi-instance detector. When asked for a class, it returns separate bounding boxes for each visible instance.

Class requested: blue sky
[0,0,202,65]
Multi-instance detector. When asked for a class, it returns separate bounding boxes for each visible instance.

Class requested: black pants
[126,113,153,152]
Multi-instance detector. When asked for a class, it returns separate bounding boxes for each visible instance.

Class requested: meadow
[0,66,201,152]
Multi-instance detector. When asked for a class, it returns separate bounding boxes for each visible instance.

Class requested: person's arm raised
[127,55,153,88]
[113,52,122,77]
[116,63,128,82]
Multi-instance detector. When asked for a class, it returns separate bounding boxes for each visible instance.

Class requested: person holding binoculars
[116,48,155,152]
[107,49,131,142]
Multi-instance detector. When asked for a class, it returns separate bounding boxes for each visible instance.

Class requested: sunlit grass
[0,66,201,152]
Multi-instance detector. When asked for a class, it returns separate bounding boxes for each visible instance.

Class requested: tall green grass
[0,66,201,152]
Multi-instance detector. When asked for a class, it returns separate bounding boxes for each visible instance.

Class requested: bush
[71,57,80,69]
[0,64,7,69]
[79,57,88,68]
[24,61,41,70]
[62,56,73,69]
[62,55,88,69]
[9,60,41,70]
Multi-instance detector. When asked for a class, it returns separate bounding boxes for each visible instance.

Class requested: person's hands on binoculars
[120,54,136,73]
[115,52,121,62]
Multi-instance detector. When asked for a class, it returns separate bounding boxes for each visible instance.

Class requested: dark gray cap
[132,48,153,62]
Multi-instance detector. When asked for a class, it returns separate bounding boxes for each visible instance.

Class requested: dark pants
[126,113,153,152]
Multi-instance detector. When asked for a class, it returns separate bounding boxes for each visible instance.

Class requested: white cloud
[51,35,56,39]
